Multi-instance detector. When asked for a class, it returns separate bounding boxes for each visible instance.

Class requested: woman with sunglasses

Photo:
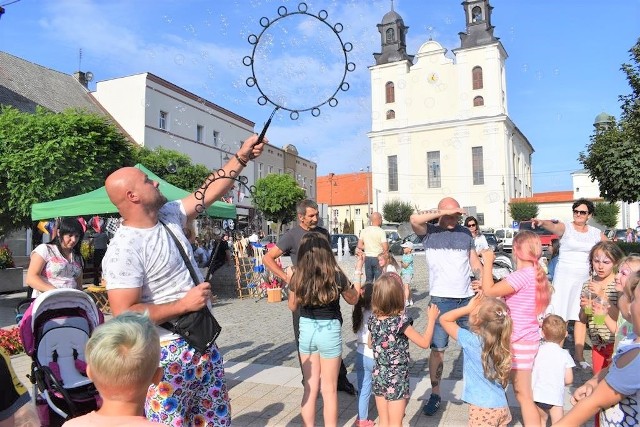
[464,216,489,255]
[531,198,607,370]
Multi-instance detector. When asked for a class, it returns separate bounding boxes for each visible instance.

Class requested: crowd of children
[5,228,640,427]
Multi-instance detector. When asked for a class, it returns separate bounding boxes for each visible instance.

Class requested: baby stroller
[19,288,104,426]
[492,252,514,281]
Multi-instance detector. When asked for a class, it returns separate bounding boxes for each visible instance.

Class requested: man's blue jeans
[364,256,380,283]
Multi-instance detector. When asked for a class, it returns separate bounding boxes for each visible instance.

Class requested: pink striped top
[505,267,541,342]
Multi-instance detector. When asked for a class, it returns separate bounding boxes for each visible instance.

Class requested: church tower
[459,0,499,48]
[373,1,414,65]
[368,0,533,228]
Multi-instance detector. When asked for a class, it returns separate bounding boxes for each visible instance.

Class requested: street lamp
[220,143,231,167]
[360,166,371,218]
[329,173,336,232]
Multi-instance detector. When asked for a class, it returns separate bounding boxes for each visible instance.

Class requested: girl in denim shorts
[287,231,362,427]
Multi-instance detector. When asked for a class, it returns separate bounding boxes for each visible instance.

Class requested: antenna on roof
[78,48,82,71]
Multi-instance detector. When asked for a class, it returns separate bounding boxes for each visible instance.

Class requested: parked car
[389,233,425,255]
[330,234,358,255]
[494,228,515,252]
[607,228,629,241]
[482,232,503,253]
[518,221,559,256]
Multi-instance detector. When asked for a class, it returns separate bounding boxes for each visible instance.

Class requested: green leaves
[508,202,539,222]
[593,202,619,228]
[580,38,640,203]
[253,174,306,233]
[0,106,132,234]
[382,199,413,223]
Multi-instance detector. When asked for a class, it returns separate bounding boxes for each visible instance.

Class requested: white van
[494,228,515,252]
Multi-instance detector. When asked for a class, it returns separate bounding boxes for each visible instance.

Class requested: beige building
[368,0,533,228]
[92,72,316,229]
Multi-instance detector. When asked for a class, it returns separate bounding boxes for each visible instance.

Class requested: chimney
[74,71,89,88]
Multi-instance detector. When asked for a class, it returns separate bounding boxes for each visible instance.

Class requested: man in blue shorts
[410,197,482,416]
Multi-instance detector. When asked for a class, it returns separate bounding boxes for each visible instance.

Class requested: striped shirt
[505,267,541,342]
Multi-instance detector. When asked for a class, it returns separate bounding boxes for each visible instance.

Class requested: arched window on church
[473,96,484,107]
[386,110,395,120]
[385,82,395,103]
[472,66,483,90]
[386,28,395,43]
[472,6,483,22]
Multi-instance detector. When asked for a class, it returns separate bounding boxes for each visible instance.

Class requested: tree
[343,218,351,234]
[253,174,305,234]
[579,38,640,203]
[593,202,620,228]
[508,202,538,222]
[382,199,414,223]
[0,106,133,234]
[132,146,210,191]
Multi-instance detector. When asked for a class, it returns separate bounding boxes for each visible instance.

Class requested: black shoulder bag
[160,221,221,354]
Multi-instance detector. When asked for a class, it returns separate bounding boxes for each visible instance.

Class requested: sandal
[578,361,591,370]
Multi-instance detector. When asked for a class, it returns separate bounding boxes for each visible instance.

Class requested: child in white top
[377,251,399,274]
[531,314,575,425]
[352,282,375,427]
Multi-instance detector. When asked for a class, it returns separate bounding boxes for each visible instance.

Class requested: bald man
[356,212,388,282]
[103,134,265,426]
[410,197,482,416]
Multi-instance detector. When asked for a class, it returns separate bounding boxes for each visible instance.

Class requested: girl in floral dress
[368,273,439,427]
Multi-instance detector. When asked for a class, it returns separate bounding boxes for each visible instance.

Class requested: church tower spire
[373,1,414,65]
[458,0,499,48]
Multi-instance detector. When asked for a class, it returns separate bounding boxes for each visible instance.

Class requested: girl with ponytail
[480,231,552,426]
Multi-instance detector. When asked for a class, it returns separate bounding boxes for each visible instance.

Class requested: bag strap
[160,221,200,286]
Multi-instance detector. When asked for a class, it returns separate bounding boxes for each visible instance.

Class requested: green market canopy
[31,164,236,220]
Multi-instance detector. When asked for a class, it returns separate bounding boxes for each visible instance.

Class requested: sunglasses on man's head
[573,210,589,216]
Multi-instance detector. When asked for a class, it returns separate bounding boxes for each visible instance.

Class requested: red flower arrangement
[0,327,24,355]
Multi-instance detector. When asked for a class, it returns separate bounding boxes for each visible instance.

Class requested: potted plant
[0,245,15,269]
[0,245,24,293]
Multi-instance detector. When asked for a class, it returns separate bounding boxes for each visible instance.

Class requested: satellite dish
[85,71,94,82]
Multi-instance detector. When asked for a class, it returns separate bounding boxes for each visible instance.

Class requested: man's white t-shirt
[103,201,203,339]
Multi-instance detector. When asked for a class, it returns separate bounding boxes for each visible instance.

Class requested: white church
[368,0,533,228]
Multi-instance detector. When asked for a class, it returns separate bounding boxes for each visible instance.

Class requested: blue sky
[1,0,638,193]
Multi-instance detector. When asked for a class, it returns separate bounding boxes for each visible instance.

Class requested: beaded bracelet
[234,153,248,167]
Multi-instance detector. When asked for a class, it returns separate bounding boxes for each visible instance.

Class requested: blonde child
[440,294,512,426]
[400,242,415,306]
[352,282,375,427]
[288,231,361,427]
[368,273,440,427]
[481,230,552,427]
[585,255,640,426]
[578,241,624,373]
[377,251,399,274]
[531,315,574,425]
[557,271,640,426]
[62,311,163,427]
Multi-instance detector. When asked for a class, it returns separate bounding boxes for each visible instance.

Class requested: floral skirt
[146,338,230,426]
[372,363,410,401]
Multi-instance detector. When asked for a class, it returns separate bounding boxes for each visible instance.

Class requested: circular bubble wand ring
[243,1,356,145]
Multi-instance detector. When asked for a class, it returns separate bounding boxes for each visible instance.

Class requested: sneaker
[422,393,441,416]
[354,420,375,427]
[405,300,410,307]
[408,300,414,306]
